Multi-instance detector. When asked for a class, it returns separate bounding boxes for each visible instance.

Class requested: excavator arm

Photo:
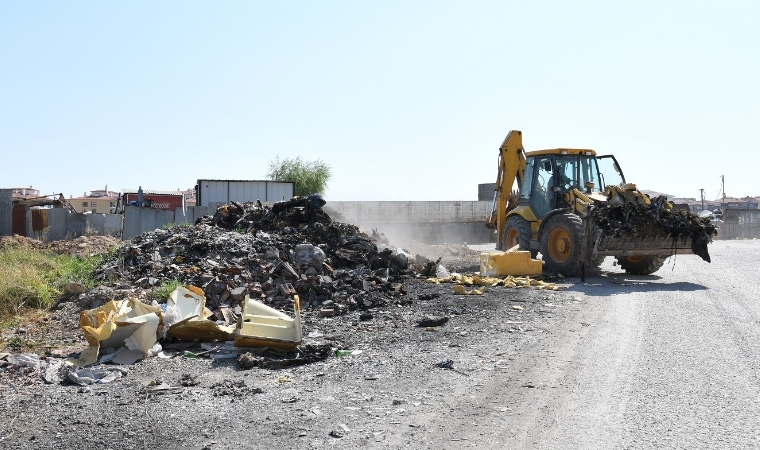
[488,130,526,249]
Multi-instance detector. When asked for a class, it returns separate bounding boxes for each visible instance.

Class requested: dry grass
[0,242,105,322]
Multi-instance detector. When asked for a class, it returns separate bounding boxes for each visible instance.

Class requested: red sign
[124,194,184,210]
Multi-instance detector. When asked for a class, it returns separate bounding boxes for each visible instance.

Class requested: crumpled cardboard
[70,298,163,367]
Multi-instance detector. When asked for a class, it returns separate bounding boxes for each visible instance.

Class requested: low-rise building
[68,187,120,214]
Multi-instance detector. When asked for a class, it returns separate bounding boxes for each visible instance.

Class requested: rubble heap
[98,196,417,317]
[590,186,718,262]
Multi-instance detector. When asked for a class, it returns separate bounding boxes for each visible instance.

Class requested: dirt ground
[0,235,581,450]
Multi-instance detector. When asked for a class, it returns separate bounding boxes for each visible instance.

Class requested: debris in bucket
[592,186,718,262]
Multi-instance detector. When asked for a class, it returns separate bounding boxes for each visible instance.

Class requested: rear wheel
[616,255,668,275]
[502,216,537,258]
[539,212,584,277]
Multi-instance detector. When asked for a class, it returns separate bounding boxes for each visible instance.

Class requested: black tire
[502,216,536,257]
[539,212,584,277]
[615,255,668,275]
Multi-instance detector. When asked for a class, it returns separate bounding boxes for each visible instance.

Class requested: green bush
[266,156,332,197]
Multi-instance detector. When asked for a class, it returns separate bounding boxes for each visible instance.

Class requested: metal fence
[721,209,760,239]
[1,191,496,244]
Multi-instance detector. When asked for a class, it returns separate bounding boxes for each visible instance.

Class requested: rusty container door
[32,209,49,239]
[12,204,28,236]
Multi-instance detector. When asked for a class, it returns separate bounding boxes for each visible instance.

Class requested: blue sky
[2,1,758,202]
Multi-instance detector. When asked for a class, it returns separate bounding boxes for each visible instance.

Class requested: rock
[435,264,451,278]
[230,286,248,302]
[77,285,115,309]
[416,315,449,327]
[237,352,257,370]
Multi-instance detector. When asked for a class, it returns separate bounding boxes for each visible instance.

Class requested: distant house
[725,197,758,210]
[10,186,41,200]
[68,188,120,214]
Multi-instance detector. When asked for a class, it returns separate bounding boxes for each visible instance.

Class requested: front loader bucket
[581,203,714,264]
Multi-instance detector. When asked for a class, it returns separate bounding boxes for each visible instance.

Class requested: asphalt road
[438,239,760,449]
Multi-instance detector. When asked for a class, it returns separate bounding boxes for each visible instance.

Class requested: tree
[266,156,332,197]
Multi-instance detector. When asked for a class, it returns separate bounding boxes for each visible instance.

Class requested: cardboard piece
[165,286,235,341]
[234,295,302,350]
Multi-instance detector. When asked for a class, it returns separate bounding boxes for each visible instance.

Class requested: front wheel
[502,216,537,258]
[615,255,668,275]
[539,212,584,277]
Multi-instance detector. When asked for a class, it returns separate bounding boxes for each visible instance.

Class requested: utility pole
[721,175,726,219]
[700,188,705,211]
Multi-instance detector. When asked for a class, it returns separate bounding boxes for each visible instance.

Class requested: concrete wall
[0,189,11,236]
[327,201,491,224]
[325,201,494,244]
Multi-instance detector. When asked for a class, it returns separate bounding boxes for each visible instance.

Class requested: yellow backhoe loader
[487,130,712,277]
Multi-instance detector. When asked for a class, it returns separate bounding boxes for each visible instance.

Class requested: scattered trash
[65,366,128,386]
[434,359,469,376]
[71,298,163,367]
[452,285,485,295]
[211,379,262,397]
[428,273,560,291]
[236,344,332,370]
[6,353,43,370]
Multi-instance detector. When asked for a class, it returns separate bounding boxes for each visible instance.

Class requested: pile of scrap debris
[98,195,422,319]
[590,184,718,262]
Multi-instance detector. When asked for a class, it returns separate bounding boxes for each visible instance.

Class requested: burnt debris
[98,196,416,316]
[591,194,718,262]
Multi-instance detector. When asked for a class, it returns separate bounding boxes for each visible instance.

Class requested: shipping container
[196,179,294,207]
